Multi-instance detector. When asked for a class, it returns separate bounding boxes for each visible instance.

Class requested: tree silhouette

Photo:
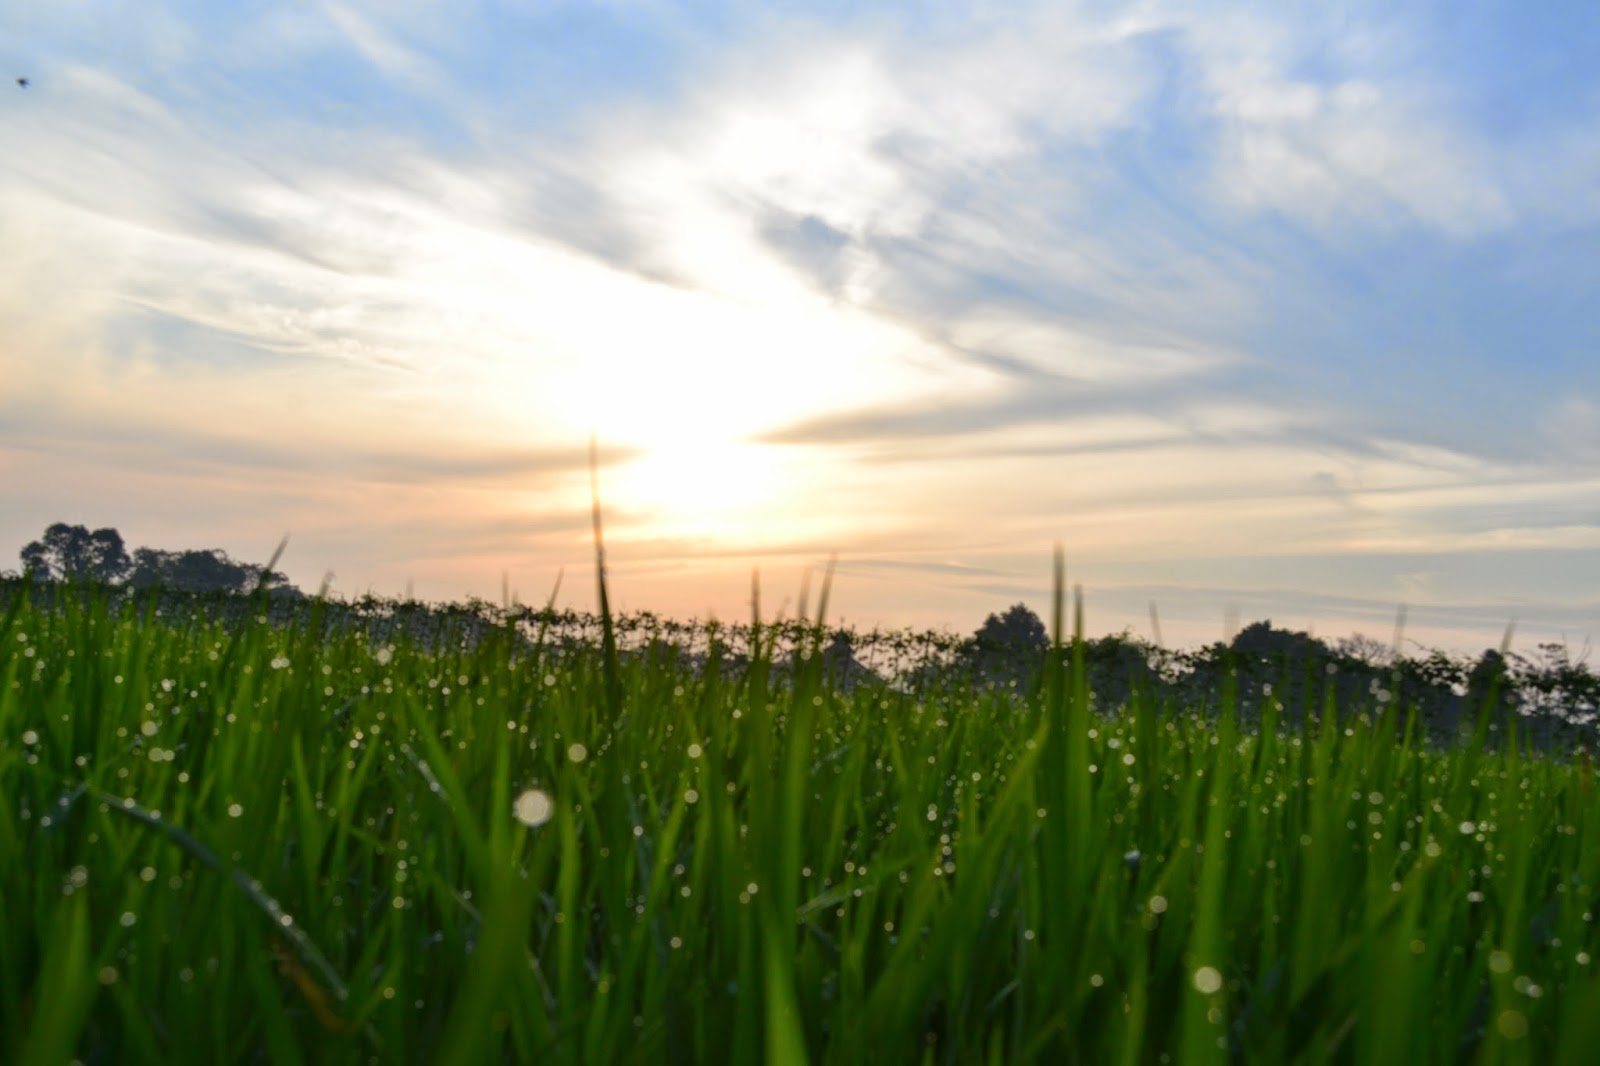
[19,523,132,583]
[17,523,291,594]
[962,603,1049,686]
[127,547,289,593]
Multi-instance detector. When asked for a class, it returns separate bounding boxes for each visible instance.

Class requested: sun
[607,434,799,542]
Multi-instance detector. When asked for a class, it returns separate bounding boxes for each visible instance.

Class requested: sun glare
[609,437,800,542]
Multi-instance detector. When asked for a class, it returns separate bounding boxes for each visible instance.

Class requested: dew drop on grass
[567,743,588,763]
[513,789,553,828]
[1192,966,1223,994]
[228,803,244,818]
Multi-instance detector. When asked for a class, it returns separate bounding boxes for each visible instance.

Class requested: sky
[1,0,1597,656]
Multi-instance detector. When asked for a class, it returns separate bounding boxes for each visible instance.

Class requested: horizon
[2,520,1577,662]
[3,2,1596,659]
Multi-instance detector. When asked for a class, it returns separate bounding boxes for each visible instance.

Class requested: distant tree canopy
[959,603,1051,686]
[18,523,290,594]
[976,604,1051,655]
[128,547,290,594]
[20,523,131,583]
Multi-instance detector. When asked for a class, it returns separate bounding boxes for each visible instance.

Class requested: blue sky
[1,1,1596,653]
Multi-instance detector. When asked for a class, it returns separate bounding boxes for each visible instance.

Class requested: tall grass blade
[590,433,623,722]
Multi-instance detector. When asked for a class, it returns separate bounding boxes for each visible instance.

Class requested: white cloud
[319,0,449,93]
[1180,10,1514,235]
[945,310,1238,384]
[575,11,1161,296]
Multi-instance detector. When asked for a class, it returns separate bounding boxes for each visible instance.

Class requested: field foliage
[3,574,1600,1065]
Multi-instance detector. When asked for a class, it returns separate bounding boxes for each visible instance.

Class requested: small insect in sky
[16,77,28,89]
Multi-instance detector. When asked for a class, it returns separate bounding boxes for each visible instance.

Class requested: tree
[19,523,132,583]
[127,547,289,593]
[961,603,1050,687]
[1230,620,1327,662]
[975,603,1049,655]
[1335,633,1395,668]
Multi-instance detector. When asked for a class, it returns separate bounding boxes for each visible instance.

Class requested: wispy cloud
[1,0,1595,651]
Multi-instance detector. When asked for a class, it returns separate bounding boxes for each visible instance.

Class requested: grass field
[4,563,1600,1065]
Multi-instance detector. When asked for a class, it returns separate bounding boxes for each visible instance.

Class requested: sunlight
[609,437,797,541]
[397,220,988,546]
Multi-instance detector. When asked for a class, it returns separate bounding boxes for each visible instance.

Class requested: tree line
[11,522,293,594]
[8,522,1596,747]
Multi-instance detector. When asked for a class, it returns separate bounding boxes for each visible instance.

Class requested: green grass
[3,572,1600,1065]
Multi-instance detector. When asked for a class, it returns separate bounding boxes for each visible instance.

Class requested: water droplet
[1192,966,1222,994]
[513,789,553,827]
